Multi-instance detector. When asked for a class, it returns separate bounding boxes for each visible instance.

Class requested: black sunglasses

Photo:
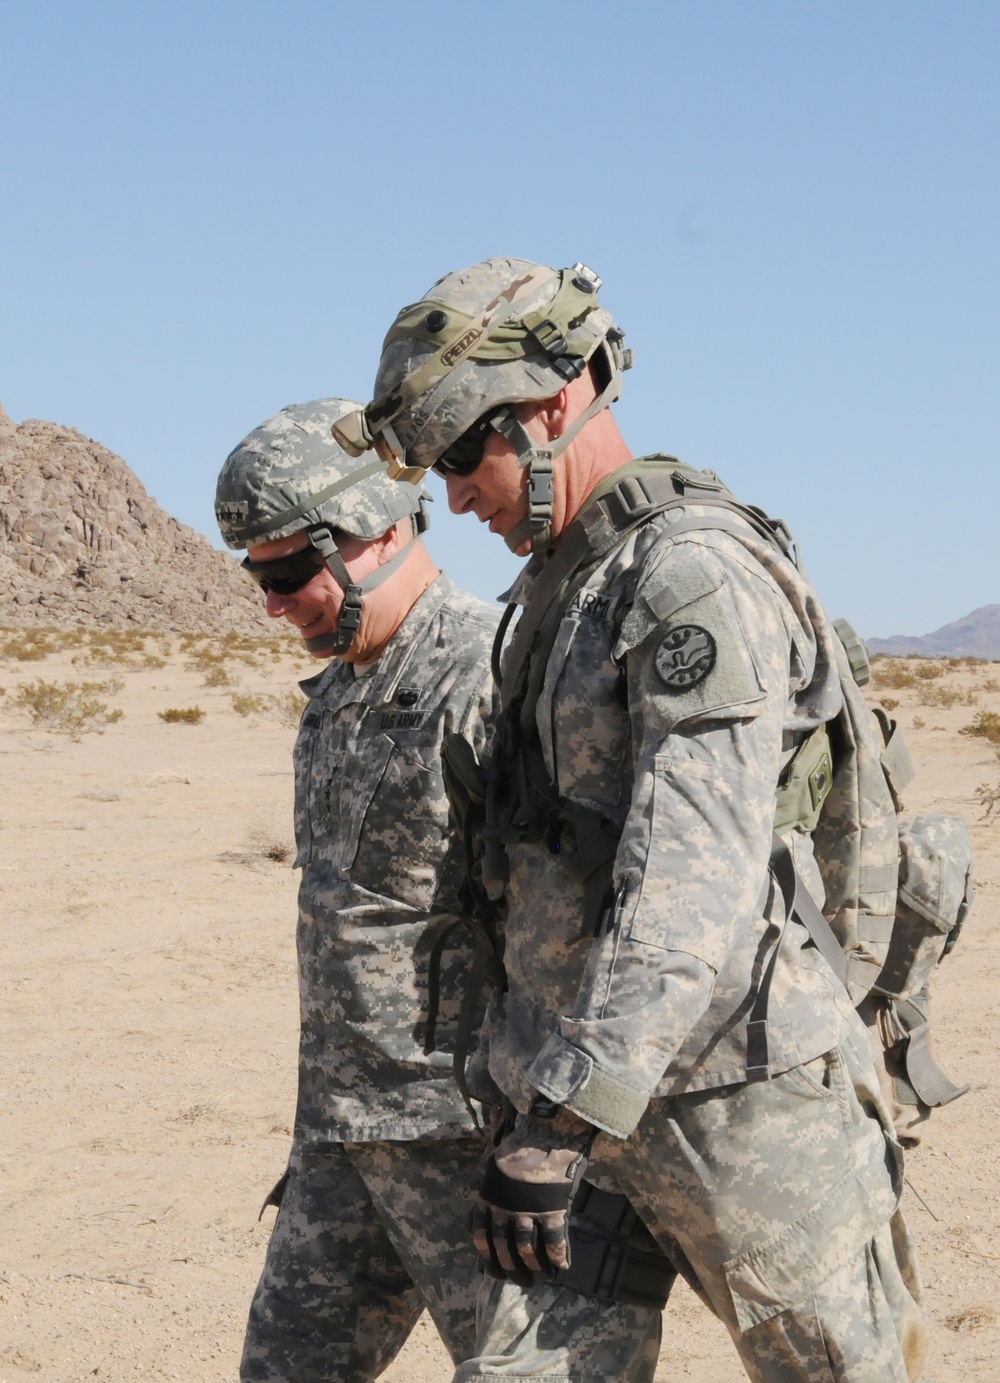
[241,541,329,596]
[433,405,511,478]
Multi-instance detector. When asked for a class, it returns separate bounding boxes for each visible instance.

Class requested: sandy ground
[1,632,998,1383]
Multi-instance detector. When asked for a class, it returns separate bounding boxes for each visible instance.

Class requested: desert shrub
[978,677,1000,694]
[231,690,304,726]
[230,692,268,717]
[944,1300,998,1333]
[12,677,124,738]
[914,662,944,681]
[158,706,205,724]
[960,710,1000,745]
[187,644,260,675]
[201,663,231,687]
[88,628,148,654]
[1,629,59,662]
[880,697,900,712]
[975,750,1000,821]
[917,685,978,708]
[72,628,170,670]
[243,805,295,865]
[871,659,918,690]
[261,840,292,862]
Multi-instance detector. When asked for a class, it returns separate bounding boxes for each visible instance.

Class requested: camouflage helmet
[333,258,631,553]
[215,397,426,551]
[216,398,429,658]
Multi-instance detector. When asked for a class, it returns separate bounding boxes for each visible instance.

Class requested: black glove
[470,1105,595,1284]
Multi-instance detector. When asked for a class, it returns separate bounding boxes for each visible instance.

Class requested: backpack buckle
[610,475,655,522]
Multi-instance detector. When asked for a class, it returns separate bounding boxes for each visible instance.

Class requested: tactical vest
[443,454,971,1127]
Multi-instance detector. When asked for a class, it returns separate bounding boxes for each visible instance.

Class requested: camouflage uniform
[458,500,927,1381]
[242,573,499,1383]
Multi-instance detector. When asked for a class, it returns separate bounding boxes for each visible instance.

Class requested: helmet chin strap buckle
[490,412,555,556]
[302,535,419,657]
[304,584,363,658]
[527,452,554,553]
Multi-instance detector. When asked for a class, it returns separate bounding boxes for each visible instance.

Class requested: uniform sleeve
[525,539,795,1136]
[431,655,498,920]
[462,663,499,762]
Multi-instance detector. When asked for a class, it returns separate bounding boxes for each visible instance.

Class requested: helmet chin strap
[303,527,415,657]
[492,371,624,556]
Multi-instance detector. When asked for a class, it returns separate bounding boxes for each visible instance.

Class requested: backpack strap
[889,999,970,1108]
[484,457,790,912]
[498,457,795,709]
[747,833,850,1072]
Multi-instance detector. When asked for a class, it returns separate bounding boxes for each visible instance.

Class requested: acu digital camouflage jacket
[485,496,863,1138]
[292,572,498,1142]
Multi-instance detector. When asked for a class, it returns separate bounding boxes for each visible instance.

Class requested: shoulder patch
[637,583,767,732]
[653,625,717,692]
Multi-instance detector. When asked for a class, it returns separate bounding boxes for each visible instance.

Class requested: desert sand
[2,632,998,1382]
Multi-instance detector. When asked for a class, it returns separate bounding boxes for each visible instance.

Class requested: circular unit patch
[653,624,718,693]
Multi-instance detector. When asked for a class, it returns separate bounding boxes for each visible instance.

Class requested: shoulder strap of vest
[498,456,795,710]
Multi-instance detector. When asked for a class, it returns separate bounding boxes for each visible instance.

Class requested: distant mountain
[868,605,1000,660]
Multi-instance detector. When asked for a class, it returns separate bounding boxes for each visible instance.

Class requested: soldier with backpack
[335,259,938,1381]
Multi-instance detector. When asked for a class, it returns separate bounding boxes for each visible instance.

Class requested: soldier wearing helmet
[355,262,929,1382]
[216,399,499,1382]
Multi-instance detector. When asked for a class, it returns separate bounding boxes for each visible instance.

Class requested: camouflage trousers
[241,1137,484,1383]
[458,1035,927,1382]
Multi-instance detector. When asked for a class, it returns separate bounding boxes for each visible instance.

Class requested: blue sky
[1,1,997,638]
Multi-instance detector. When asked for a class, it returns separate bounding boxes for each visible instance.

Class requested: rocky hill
[868,605,1000,660]
[0,403,272,633]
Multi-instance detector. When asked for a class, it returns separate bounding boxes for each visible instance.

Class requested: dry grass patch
[960,710,1000,745]
[0,628,73,662]
[158,706,205,725]
[917,684,978,708]
[10,677,124,738]
[976,750,1000,820]
[871,658,920,690]
[230,689,304,727]
[943,1301,998,1333]
[72,627,170,669]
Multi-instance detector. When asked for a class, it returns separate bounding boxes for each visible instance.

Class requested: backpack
[777,618,971,1140]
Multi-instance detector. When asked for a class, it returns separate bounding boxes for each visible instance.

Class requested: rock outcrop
[0,403,271,632]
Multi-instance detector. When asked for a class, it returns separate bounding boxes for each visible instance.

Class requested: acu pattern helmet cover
[215,397,426,551]
[367,257,631,475]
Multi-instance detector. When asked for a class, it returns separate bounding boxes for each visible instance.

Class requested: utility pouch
[875,814,973,1002]
[554,1183,677,1309]
[773,724,834,835]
